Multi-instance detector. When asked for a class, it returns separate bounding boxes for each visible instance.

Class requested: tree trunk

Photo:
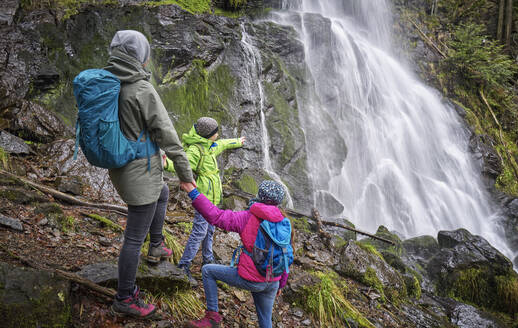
[498,0,506,41]
[505,0,513,46]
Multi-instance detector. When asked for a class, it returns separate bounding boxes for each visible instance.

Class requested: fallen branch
[0,244,116,299]
[407,17,447,59]
[0,169,128,214]
[225,187,395,244]
[319,219,396,245]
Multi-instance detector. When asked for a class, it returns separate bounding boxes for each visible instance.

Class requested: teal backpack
[73,69,158,169]
[231,218,294,281]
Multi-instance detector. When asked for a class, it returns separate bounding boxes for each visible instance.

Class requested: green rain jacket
[164,125,242,205]
[105,49,193,206]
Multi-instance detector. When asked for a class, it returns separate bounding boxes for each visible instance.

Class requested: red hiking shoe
[147,241,173,264]
[186,311,222,328]
[111,286,156,318]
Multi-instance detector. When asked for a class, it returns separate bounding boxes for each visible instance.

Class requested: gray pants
[117,184,169,299]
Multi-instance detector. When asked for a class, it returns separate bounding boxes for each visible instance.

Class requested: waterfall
[272,0,515,261]
[239,23,294,207]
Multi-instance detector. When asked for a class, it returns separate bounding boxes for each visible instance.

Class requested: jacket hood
[182,125,213,147]
[104,48,151,84]
[250,203,285,223]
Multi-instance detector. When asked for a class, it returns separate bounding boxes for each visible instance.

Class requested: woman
[181,180,291,328]
[105,30,196,318]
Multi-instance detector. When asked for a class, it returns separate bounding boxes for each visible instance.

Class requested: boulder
[0,0,19,26]
[1,101,70,143]
[450,303,506,328]
[314,190,345,218]
[402,235,439,260]
[42,139,121,204]
[0,130,30,154]
[434,228,512,274]
[427,229,518,316]
[0,214,23,231]
[0,186,48,204]
[55,175,83,196]
[335,241,406,302]
[77,260,190,293]
[0,261,71,328]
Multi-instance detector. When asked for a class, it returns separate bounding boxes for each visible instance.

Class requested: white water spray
[272,0,515,261]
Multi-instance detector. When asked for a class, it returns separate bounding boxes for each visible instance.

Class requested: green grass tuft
[301,271,375,328]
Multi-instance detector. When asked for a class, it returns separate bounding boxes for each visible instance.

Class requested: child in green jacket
[164,117,244,284]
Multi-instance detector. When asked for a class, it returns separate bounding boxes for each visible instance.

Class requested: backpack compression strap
[73,121,80,160]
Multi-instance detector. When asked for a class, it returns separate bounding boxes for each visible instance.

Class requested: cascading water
[239,23,294,207]
[272,0,515,261]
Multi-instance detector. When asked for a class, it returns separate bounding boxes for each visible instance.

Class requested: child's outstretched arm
[211,137,244,157]
[185,187,249,233]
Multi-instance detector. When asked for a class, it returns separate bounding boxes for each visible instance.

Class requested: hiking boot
[178,264,198,287]
[111,286,156,318]
[147,241,173,264]
[185,310,221,328]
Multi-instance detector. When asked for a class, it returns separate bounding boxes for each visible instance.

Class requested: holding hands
[180,180,196,193]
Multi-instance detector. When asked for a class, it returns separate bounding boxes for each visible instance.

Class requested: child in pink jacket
[182,180,290,328]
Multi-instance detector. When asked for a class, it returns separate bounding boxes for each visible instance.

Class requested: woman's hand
[180,181,196,193]
[239,136,246,145]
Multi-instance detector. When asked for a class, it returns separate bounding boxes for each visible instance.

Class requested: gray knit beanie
[195,117,219,138]
[109,30,150,64]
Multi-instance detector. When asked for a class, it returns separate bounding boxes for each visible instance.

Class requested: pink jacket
[192,193,289,286]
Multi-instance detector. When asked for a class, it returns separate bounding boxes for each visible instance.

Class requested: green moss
[214,7,244,18]
[0,147,9,170]
[292,216,311,233]
[35,202,63,216]
[141,0,212,13]
[157,62,235,136]
[236,174,258,195]
[57,216,76,233]
[85,213,123,232]
[441,267,518,316]
[355,241,383,259]
[300,271,375,328]
[495,275,518,315]
[177,222,193,234]
[404,274,421,300]
[21,0,118,20]
[361,267,385,302]
[0,278,71,327]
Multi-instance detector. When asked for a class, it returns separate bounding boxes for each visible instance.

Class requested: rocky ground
[0,140,517,327]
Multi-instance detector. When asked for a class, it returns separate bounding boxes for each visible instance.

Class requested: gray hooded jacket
[105,31,193,206]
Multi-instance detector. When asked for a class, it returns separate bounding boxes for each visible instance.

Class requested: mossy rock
[402,235,439,259]
[235,174,258,195]
[0,262,71,328]
[438,266,518,316]
[222,195,248,211]
[403,273,421,299]
[35,202,64,216]
[0,187,47,204]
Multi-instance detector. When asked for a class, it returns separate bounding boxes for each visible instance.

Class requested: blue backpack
[72,69,158,169]
[231,218,294,281]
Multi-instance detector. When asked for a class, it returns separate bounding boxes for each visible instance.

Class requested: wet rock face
[1,3,313,209]
[0,261,71,328]
[468,134,502,183]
